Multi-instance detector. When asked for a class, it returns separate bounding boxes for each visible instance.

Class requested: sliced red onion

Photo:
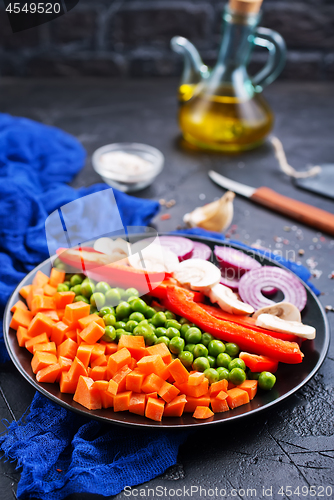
[238,266,307,312]
[214,246,262,273]
[220,267,241,291]
[190,241,212,261]
[139,236,194,261]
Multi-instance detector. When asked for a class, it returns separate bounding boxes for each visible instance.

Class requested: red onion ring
[238,266,307,312]
[190,241,212,261]
[214,246,261,273]
[140,236,194,261]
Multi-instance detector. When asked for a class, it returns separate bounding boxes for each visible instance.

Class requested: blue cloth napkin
[0,113,187,500]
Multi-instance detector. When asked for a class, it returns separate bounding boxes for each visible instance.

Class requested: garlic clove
[183,191,235,233]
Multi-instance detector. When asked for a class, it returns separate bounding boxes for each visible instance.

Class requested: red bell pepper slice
[56,247,165,293]
[165,286,304,364]
[148,281,205,303]
[239,352,279,373]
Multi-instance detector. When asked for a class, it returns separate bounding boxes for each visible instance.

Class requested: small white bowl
[92,142,164,192]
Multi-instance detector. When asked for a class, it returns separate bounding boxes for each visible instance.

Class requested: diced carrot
[10,300,28,313]
[141,373,164,393]
[59,372,75,393]
[210,394,229,413]
[49,268,66,288]
[51,321,69,345]
[65,329,77,341]
[227,381,236,390]
[19,285,31,300]
[57,356,72,373]
[209,379,228,397]
[100,390,114,408]
[64,301,90,327]
[163,394,187,417]
[25,333,49,353]
[36,363,61,383]
[59,357,88,393]
[114,391,132,412]
[126,369,145,392]
[146,343,172,364]
[57,309,65,321]
[118,335,147,360]
[32,270,49,288]
[43,283,57,297]
[103,342,118,355]
[175,379,209,398]
[92,380,109,391]
[145,392,158,400]
[184,395,211,413]
[107,348,131,378]
[193,406,214,419]
[145,397,165,422]
[41,310,59,322]
[10,308,33,330]
[31,295,56,314]
[167,358,189,385]
[78,314,105,330]
[158,381,180,403]
[76,344,94,367]
[90,366,107,381]
[27,285,44,310]
[28,312,54,338]
[188,372,205,387]
[90,344,106,361]
[79,321,105,344]
[129,358,137,370]
[16,326,32,347]
[226,388,250,409]
[31,352,58,374]
[91,354,107,369]
[216,390,228,400]
[57,338,78,360]
[73,376,102,410]
[137,355,167,378]
[237,380,258,400]
[107,365,132,395]
[129,393,146,416]
[54,292,75,309]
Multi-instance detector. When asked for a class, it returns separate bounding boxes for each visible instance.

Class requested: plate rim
[3,234,331,429]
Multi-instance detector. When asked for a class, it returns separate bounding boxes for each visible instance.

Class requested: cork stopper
[229,0,263,14]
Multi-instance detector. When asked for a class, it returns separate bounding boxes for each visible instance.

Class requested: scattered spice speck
[312,237,318,243]
[159,199,166,206]
[298,249,305,256]
[283,239,289,245]
[328,271,334,279]
[165,199,176,208]
[57,469,62,472]
[311,269,322,279]
[325,305,334,312]
[283,226,291,232]
[199,193,206,200]
[160,214,171,220]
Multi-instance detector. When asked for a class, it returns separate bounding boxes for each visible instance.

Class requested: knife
[208,170,334,236]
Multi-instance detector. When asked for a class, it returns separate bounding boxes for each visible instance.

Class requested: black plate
[3,235,330,428]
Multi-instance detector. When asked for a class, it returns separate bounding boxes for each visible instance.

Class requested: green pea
[165,319,181,330]
[95,281,111,294]
[90,292,105,309]
[116,301,132,320]
[204,368,219,384]
[90,306,98,315]
[151,312,166,327]
[99,306,115,317]
[155,327,167,338]
[180,323,191,338]
[105,288,121,305]
[207,355,216,368]
[166,327,180,340]
[129,311,145,323]
[102,325,116,342]
[179,317,190,325]
[178,350,193,369]
[115,321,127,330]
[57,283,69,292]
[70,284,82,295]
[138,319,150,326]
[124,287,139,299]
[216,352,232,368]
[193,344,208,358]
[103,314,116,327]
[192,356,210,372]
[208,340,225,357]
[80,281,95,298]
[145,306,156,319]
[201,333,214,347]
[258,372,276,390]
[74,295,90,304]
[63,281,71,288]
[133,324,153,338]
[217,367,230,381]
[70,274,83,287]
[131,298,148,315]
[53,257,65,269]
[115,328,127,341]
[225,342,240,357]
[229,368,246,385]
[115,287,126,299]
[144,331,157,346]
[185,327,202,344]
[169,337,185,355]
[165,311,176,320]
[184,343,196,354]
[248,371,261,380]
[155,336,170,347]
[125,320,138,333]
[228,358,246,371]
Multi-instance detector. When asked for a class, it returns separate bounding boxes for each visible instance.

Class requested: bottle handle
[251,27,286,92]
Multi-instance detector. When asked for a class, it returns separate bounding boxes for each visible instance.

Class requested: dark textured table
[0,79,333,500]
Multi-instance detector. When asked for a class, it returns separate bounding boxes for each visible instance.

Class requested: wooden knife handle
[251,187,334,235]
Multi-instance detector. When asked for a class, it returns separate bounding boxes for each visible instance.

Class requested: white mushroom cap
[253,302,301,322]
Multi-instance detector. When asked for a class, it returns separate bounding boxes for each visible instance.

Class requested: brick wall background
[1,0,334,79]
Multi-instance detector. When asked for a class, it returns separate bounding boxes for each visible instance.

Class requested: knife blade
[209,170,334,236]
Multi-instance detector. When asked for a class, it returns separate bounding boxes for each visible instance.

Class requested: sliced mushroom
[94,237,131,263]
[209,283,254,316]
[255,313,315,340]
[253,302,301,322]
